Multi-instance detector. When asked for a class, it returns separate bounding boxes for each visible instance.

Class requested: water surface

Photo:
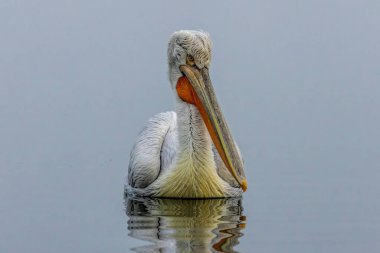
[126,197,245,252]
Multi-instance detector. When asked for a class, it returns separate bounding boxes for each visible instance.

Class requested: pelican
[125,30,247,198]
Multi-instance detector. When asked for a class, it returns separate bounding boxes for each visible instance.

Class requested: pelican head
[167,30,247,191]
[168,30,212,87]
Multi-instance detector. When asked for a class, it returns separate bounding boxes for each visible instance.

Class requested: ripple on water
[125,197,246,253]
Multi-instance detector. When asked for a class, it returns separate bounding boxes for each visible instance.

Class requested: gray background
[1,0,379,252]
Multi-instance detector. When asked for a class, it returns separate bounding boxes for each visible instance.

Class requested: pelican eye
[186,55,195,66]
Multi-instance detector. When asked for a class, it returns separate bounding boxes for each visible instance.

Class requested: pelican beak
[178,65,247,191]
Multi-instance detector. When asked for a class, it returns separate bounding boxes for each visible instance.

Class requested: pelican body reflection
[125,197,246,253]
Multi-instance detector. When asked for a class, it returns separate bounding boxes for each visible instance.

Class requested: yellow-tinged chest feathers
[154,160,229,198]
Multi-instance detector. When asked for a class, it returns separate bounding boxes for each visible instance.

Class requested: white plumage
[125,30,245,198]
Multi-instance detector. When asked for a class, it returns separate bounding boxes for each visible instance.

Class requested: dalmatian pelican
[125,30,247,198]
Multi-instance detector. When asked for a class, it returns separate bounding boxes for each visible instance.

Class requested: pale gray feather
[128,111,176,188]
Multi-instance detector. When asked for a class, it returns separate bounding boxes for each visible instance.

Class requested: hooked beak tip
[241,179,247,192]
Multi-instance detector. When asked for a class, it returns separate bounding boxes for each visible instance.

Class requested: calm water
[1,1,380,252]
[126,197,245,252]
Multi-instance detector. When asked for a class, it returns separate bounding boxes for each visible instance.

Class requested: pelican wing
[128,112,177,188]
